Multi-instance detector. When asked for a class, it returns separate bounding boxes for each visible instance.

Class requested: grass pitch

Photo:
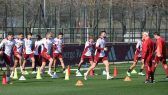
[0,63,168,95]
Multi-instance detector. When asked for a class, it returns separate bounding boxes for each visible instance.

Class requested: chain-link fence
[0,0,168,43]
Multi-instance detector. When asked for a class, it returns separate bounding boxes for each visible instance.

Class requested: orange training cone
[76,80,84,87]
[89,69,94,76]
[67,65,71,76]
[113,66,118,78]
[124,76,131,81]
[2,72,7,85]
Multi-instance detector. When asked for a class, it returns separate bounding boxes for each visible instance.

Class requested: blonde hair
[142,32,149,36]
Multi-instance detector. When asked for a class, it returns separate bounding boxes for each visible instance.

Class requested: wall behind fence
[62,43,136,66]
[62,43,168,66]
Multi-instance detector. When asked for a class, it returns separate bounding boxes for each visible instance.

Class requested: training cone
[89,69,94,76]
[75,80,84,87]
[65,69,69,80]
[13,68,18,79]
[113,66,118,78]
[124,76,131,81]
[76,71,83,77]
[2,72,7,85]
[19,75,26,80]
[131,69,137,74]
[36,68,42,79]
[67,65,71,76]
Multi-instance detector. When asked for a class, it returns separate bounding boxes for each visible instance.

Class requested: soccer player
[0,32,15,83]
[84,31,113,80]
[38,32,53,76]
[11,33,24,77]
[33,35,42,72]
[52,32,65,73]
[22,32,36,74]
[153,32,168,79]
[126,39,145,76]
[142,32,155,83]
[76,36,95,76]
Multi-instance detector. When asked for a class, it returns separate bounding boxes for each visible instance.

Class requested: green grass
[0,63,168,95]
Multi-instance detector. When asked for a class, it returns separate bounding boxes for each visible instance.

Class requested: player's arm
[135,41,141,53]
[156,39,162,57]
[37,39,44,46]
[142,41,148,61]
[52,39,58,52]
[15,39,22,48]
[141,41,148,64]
[0,39,6,50]
[11,40,16,54]
[34,41,38,50]
[82,42,90,55]
[95,40,104,50]
[52,43,57,52]
[22,39,26,54]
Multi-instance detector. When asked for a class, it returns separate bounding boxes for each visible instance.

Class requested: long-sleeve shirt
[53,38,64,54]
[34,40,42,55]
[0,38,15,56]
[135,40,142,57]
[142,37,155,59]
[38,38,53,54]
[82,41,94,56]
[13,39,24,54]
[155,36,166,57]
[24,38,33,54]
[94,37,106,57]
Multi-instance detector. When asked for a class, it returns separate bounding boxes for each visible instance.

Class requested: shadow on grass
[14,80,54,84]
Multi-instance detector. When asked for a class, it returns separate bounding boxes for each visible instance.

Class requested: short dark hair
[99,31,106,35]
[18,33,24,35]
[27,32,32,36]
[36,35,42,41]
[8,32,14,36]
[154,32,160,36]
[58,32,63,36]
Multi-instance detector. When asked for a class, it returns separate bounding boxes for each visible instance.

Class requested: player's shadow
[15,80,54,84]
[113,77,124,80]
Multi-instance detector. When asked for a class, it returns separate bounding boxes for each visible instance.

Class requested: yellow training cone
[36,68,42,79]
[131,69,137,74]
[13,68,18,79]
[65,69,69,80]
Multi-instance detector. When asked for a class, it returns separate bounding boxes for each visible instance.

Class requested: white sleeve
[35,41,38,47]
[0,39,6,49]
[37,39,44,46]
[85,41,89,48]
[136,40,141,49]
[95,39,100,47]
[54,39,58,45]
[14,39,20,48]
